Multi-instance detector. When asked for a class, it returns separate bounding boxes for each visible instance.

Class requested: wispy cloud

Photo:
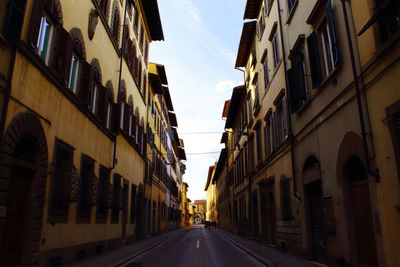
[173,0,236,64]
[215,80,241,93]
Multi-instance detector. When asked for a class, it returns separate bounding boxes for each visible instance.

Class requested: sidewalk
[66,230,179,267]
[213,228,320,267]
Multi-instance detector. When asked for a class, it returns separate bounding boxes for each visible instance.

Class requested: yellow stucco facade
[0,0,166,266]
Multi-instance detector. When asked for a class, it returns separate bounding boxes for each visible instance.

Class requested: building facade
[212,0,400,266]
[0,0,185,266]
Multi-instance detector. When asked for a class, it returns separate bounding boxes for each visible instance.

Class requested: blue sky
[150,0,246,201]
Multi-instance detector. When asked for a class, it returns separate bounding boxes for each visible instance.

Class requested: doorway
[305,180,327,262]
[345,157,378,266]
[259,180,275,244]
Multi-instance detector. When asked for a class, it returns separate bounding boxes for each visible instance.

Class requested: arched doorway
[0,112,48,266]
[345,156,378,266]
[303,157,327,263]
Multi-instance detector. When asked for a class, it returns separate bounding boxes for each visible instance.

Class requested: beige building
[0,0,166,266]
[204,165,217,222]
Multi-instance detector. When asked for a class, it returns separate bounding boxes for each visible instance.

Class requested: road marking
[197,239,200,249]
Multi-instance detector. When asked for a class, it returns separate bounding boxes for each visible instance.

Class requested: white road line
[196,239,200,249]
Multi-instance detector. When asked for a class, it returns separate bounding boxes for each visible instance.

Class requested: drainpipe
[340,0,380,181]
[277,0,300,201]
[111,0,128,170]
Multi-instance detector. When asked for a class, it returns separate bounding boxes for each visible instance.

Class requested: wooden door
[1,166,33,267]
[260,182,275,244]
[349,180,378,266]
[307,181,327,262]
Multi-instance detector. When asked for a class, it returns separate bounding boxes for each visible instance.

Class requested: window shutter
[90,173,98,206]
[97,85,107,123]
[4,0,27,46]
[77,61,93,105]
[122,24,129,56]
[123,103,130,135]
[307,32,323,89]
[282,97,289,140]
[28,0,44,48]
[326,1,340,67]
[50,26,73,84]
[110,103,120,134]
[287,68,300,113]
[272,112,277,149]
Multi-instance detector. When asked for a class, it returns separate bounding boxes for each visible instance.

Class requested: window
[307,1,340,88]
[247,94,253,123]
[4,0,26,46]
[36,15,54,64]
[254,83,260,110]
[287,0,297,14]
[99,0,109,17]
[257,10,266,39]
[248,135,255,172]
[112,174,122,223]
[50,141,74,216]
[264,113,273,158]
[376,0,400,43]
[272,32,280,68]
[288,45,308,113]
[280,176,292,219]
[111,8,120,43]
[106,90,113,130]
[97,166,110,220]
[135,112,140,144]
[134,5,139,34]
[387,101,400,183]
[88,82,98,113]
[256,125,263,163]
[128,107,133,136]
[78,155,95,218]
[274,96,288,147]
[68,54,80,93]
[262,51,269,90]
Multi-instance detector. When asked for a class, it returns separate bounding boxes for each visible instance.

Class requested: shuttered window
[307,1,340,88]
[112,174,122,223]
[97,166,110,220]
[50,26,73,84]
[50,141,74,215]
[387,102,400,183]
[272,32,280,68]
[68,54,80,94]
[288,53,308,113]
[78,155,96,218]
[376,0,400,43]
[256,125,263,163]
[4,0,27,46]
[264,113,272,159]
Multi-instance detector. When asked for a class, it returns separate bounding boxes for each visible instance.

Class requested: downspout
[277,0,300,201]
[341,0,380,181]
[111,0,128,170]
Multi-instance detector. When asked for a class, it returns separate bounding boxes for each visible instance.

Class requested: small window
[256,125,263,163]
[50,140,74,216]
[307,1,340,88]
[88,83,98,113]
[272,32,280,68]
[262,51,269,90]
[36,15,54,64]
[78,155,95,218]
[264,113,273,158]
[287,0,297,14]
[68,54,80,93]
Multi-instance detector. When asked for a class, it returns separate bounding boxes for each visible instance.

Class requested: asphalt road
[120,225,267,267]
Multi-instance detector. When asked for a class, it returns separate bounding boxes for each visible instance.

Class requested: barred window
[97,166,110,220]
[78,155,95,218]
[280,176,292,220]
[50,140,74,216]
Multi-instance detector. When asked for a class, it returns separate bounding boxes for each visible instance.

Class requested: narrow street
[119,225,265,267]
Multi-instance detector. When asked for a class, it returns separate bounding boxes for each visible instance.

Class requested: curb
[212,230,273,267]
